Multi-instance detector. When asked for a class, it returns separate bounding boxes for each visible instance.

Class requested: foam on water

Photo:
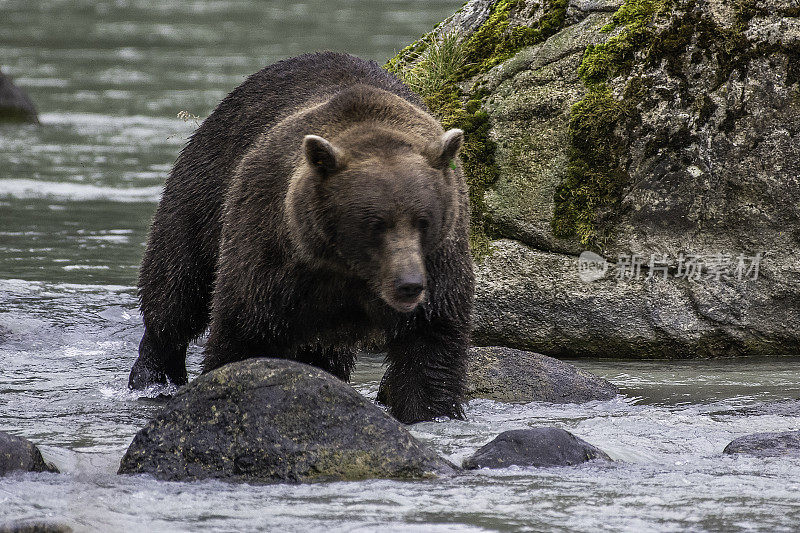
[2,280,800,531]
[0,179,162,202]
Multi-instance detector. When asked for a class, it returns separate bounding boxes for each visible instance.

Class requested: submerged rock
[390,0,800,357]
[463,428,611,469]
[118,358,456,483]
[0,431,58,475]
[0,522,72,533]
[723,431,800,457]
[466,346,619,403]
[0,69,38,123]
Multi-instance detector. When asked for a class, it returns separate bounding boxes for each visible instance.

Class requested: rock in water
[0,522,72,533]
[723,431,800,457]
[466,346,619,403]
[0,69,38,123]
[463,428,611,469]
[389,0,800,357]
[118,358,456,482]
[0,431,58,475]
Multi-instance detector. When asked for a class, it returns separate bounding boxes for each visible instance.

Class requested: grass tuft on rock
[388,0,569,256]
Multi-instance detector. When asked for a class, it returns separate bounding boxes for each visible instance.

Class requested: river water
[2,1,800,531]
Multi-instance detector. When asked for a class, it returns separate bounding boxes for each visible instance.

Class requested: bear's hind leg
[295,344,357,382]
[129,233,215,389]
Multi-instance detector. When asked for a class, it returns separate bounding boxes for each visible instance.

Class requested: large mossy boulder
[0,431,58,476]
[0,69,38,123]
[118,358,456,483]
[466,346,619,402]
[389,0,800,358]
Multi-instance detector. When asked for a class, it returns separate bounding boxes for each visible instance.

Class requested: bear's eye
[415,217,430,232]
[368,217,387,234]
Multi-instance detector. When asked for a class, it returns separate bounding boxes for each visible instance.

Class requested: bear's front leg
[129,328,188,389]
[380,320,468,424]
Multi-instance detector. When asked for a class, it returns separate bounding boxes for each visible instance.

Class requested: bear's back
[184,52,423,178]
[156,52,426,262]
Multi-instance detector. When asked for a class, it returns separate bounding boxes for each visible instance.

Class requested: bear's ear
[424,128,464,170]
[303,135,345,176]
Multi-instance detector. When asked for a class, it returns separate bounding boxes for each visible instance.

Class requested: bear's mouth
[383,290,426,313]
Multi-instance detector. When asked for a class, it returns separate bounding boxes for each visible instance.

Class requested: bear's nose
[396,278,424,300]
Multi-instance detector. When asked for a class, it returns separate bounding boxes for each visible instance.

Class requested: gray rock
[463,428,610,469]
[723,430,800,457]
[466,346,619,403]
[0,431,58,476]
[435,0,493,38]
[118,358,456,483]
[0,69,38,123]
[472,239,792,358]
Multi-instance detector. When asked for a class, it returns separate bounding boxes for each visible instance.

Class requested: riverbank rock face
[463,428,611,468]
[466,346,619,402]
[0,431,58,475]
[118,358,456,483]
[723,430,800,457]
[389,0,800,357]
[0,69,38,123]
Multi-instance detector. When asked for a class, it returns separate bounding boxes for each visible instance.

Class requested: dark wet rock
[0,432,58,477]
[463,428,611,469]
[0,69,38,123]
[392,0,800,358]
[723,430,800,457]
[118,358,456,483]
[466,346,619,403]
[0,522,72,533]
[0,432,58,476]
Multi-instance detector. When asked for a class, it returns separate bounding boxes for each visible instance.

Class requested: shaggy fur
[130,52,474,423]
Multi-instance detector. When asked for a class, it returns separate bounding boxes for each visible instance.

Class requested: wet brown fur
[130,52,474,423]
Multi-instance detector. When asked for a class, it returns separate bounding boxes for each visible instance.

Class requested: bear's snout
[384,261,426,313]
[395,276,424,301]
[379,226,427,313]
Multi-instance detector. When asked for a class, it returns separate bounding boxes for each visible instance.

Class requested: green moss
[388,0,569,256]
[459,0,569,76]
[552,87,629,246]
[552,0,773,248]
[553,0,670,247]
[578,0,668,85]
[385,38,431,76]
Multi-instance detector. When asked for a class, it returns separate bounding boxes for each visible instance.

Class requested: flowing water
[2,1,800,531]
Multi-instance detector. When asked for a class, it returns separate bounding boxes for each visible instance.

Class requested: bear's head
[286,126,464,313]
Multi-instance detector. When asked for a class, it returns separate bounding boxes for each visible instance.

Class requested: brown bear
[129,52,474,424]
